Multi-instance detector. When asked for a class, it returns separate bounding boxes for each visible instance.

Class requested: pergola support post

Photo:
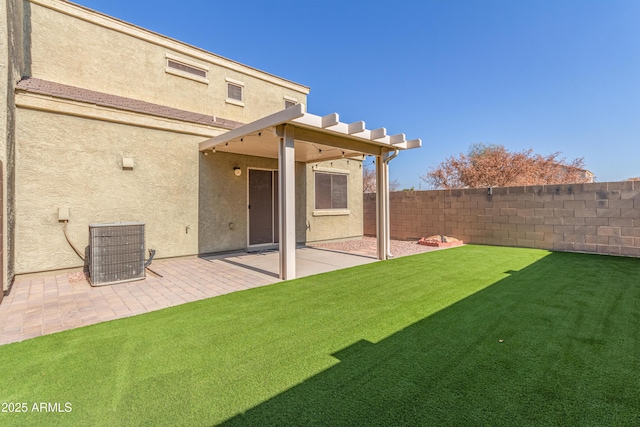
[278,124,296,279]
[376,152,390,260]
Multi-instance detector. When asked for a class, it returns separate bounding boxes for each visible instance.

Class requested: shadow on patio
[0,247,376,346]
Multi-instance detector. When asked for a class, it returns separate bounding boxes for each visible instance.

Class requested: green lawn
[1,245,640,426]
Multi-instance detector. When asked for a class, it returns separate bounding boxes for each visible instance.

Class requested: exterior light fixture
[233,166,242,177]
[212,147,216,153]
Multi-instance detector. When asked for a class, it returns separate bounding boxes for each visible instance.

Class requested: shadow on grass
[222,251,640,426]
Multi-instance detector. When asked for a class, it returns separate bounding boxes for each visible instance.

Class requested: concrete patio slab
[0,247,376,346]
[205,246,375,278]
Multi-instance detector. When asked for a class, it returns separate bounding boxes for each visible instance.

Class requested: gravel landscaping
[309,236,461,258]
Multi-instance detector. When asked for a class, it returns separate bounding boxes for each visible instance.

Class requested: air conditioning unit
[89,222,145,286]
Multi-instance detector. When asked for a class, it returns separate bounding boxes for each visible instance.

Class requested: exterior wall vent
[167,59,207,79]
[89,222,145,286]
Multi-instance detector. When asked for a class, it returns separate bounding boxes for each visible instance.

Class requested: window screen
[227,83,243,101]
[315,172,348,210]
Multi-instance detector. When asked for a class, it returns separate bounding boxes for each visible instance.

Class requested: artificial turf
[1,245,639,426]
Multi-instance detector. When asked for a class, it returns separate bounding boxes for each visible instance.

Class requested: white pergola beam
[370,127,387,140]
[390,133,406,144]
[203,106,420,155]
[321,113,339,128]
[348,121,366,134]
[199,103,305,151]
[291,116,403,149]
[293,126,384,157]
[406,138,422,149]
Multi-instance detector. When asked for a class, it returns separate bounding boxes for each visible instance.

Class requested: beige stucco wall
[15,104,365,274]
[199,152,276,254]
[8,0,364,278]
[0,0,27,292]
[16,105,342,274]
[27,0,308,124]
[0,0,7,295]
[304,158,364,242]
[0,0,7,173]
[198,152,311,254]
[199,154,363,253]
[15,107,203,274]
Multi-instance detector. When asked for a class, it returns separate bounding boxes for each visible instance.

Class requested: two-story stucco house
[0,0,419,297]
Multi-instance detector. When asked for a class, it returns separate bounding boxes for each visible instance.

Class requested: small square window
[227,83,243,102]
[315,172,348,210]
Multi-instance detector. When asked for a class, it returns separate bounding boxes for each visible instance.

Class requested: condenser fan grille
[89,223,145,286]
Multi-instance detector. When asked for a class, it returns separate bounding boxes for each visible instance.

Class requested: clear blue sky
[73,0,640,189]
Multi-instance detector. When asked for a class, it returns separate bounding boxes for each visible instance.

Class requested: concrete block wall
[363,181,640,257]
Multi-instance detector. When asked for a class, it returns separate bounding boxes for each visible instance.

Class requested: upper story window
[315,172,348,210]
[165,53,209,84]
[227,83,243,101]
[226,77,245,106]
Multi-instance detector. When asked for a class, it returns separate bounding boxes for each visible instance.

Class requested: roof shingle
[16,78,243,130]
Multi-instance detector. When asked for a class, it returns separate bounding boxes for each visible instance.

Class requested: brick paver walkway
[0,256,278,346]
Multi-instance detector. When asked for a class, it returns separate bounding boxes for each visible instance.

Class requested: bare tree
[363,161,400,193]
[422,143,590,189]
[363,164,377,193]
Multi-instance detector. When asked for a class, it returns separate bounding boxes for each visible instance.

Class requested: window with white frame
[227,82,243,101]
[226,77,245,105]
[315,172,348,210]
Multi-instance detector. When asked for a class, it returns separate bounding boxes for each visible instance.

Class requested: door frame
[246,167,279,250]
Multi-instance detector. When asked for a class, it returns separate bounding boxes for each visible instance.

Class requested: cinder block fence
[363,181,640,257]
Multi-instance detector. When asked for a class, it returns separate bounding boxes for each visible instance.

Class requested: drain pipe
[144,249,163,278]
[383,148,399,259]
[144,249,156,268]
[62,221,85,261]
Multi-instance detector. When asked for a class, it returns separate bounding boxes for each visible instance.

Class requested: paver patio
[0,247,376,346]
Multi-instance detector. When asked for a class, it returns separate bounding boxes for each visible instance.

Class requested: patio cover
[199,103,421,280]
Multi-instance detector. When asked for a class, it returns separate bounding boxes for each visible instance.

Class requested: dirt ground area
[309,236,461,258]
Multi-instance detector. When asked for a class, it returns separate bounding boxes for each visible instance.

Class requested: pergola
[199,103,421,280]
